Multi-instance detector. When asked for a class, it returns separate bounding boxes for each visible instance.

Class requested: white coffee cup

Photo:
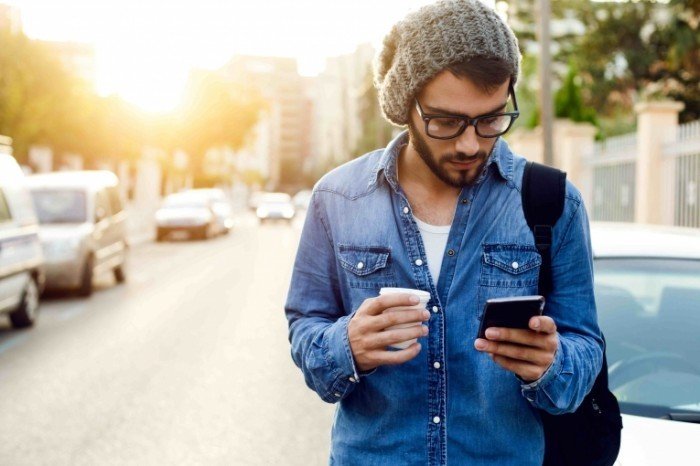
[379,287,431,349]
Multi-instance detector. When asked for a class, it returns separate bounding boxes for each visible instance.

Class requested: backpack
[521,161,623,466]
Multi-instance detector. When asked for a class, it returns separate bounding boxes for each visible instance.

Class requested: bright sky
[8,0,484,113]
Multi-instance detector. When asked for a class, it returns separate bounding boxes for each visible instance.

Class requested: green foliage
[554,62,598,126]
[354,66,394,157]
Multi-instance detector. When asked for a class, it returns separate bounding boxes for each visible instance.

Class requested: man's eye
[433,118,460,128]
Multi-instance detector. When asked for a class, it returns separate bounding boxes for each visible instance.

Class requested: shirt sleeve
[520,191,604,415]
[284,190,362,403]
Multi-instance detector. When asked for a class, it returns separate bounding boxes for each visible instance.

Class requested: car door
[0,188,24,312]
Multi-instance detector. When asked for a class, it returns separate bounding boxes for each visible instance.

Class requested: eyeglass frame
[414,82,520,140]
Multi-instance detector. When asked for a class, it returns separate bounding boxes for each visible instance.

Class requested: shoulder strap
[521,161,567,296]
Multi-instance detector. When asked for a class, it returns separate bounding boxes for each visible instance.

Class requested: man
[285,1,603,464]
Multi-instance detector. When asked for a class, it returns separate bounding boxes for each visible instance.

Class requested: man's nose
[454,124,480,156]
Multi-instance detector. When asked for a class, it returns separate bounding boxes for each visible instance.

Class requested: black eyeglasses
[415,83,520,140]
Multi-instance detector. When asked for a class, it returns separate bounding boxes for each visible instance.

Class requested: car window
[595,258,700,417]
[0,189,11,223]
[106,186,123,214]
[30,189,87,224]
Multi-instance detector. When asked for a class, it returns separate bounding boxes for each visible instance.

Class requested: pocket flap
[338,245,390,276]
[483,244,542,275]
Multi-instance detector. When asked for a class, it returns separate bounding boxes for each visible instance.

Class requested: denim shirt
[285,131,603,466]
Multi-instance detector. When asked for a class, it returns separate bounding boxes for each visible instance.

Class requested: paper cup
[379,288,431,349]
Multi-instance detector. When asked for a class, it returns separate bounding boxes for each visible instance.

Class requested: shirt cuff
[520,337,563,393]
[321,315,362,401]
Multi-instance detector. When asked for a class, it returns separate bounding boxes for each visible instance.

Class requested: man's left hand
[474,316,559,383]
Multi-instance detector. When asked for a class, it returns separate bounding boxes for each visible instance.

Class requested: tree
[354,66,394,157]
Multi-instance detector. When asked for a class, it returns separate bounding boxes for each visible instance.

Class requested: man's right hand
[348,294,430,372]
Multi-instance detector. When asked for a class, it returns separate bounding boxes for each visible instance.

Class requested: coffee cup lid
[379,287,430,301]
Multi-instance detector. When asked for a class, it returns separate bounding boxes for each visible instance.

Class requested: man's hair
[447,56,514,94]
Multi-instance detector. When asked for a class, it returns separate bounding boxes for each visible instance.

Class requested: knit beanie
[374,0,521,126]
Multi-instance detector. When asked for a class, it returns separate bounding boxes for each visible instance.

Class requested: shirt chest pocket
[480,244,542,288]
[337,245,397,289]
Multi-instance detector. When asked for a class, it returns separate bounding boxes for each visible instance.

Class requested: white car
[155,191,226,241]
[591,222,700,465]
[256,192,295,224]
[188,188,234,234]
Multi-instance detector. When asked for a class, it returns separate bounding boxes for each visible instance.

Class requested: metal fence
[588,134,637,222]
[664,121,700,228]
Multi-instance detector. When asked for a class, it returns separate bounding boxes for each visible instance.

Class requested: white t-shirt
[413,216,451,285]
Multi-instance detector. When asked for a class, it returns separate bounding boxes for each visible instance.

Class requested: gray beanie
[374,0,521,126]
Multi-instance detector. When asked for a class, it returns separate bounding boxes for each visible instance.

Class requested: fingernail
[409,296,420,304]
[423,311,430,320]
[532,319,540,329]
[485,328,499,339]
[422,326,429,335]
[474,339,487,350]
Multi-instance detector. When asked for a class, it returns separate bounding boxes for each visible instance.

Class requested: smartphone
[477,295,545,339]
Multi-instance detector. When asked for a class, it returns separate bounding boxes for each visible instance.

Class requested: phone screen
[477,295,545,339]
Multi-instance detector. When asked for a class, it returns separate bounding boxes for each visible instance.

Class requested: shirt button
[415,259,423,266]
[432,306,439,313]
[461,199,468,204]
[349,376,356,383]
[403,206,409,214]
[334,392,341,398]
[512,262,519,269]
[433,362,441,369]
[447,249,455,256]
[357,262,364,270]
[433,416,441,424]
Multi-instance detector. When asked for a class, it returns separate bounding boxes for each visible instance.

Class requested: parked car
[188,188,234,234]
[0,150,45,327]
[155,191,226,241]
[591,222,700,465]
[26,171,128,297]
[256,192,295,224]
[293,189,312,211]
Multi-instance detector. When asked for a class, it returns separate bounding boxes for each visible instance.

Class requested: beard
[407,121,492,188]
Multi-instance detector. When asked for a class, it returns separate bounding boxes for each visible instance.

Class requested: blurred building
[311,43,376,173]
[0,3,22,35]
[220,56,309,191]
[39,41,96,89]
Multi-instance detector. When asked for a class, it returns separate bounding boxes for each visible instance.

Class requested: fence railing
[588,134,638,222]
[663,120,700,228]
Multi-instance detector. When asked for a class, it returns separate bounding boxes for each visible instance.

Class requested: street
[0,213,335,465]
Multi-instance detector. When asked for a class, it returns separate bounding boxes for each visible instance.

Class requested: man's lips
[448,158,479,170]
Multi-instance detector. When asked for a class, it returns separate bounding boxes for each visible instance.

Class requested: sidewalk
[126,201,157,246]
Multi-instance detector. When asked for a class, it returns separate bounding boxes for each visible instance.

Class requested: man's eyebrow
[423,100,508,117]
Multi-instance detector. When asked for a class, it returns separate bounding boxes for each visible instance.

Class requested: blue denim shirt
[285,131,603,466]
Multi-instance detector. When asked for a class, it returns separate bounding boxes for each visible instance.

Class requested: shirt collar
[369,131,514,190]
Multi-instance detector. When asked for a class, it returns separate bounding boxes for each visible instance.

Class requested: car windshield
[30,189,87,224]
[163,195,207,208]
[595,258,700,418]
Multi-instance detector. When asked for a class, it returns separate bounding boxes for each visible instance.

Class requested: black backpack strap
[521,161,566,296]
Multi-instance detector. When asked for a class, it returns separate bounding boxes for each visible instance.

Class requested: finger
[367,343,423,366]
[491,354,544,382]
[370,325,429,348]
[475,339,552,366]
[362,294,421,316]
[371,308,430,331]
[484,327,558,351]
[529,316,557,334]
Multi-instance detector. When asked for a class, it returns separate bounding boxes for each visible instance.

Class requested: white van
[0,138,44,327]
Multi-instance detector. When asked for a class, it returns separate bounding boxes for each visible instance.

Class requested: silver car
[189,188,234,234]
[0,150,44,327]
[591,222,700,464]
[26,171,128,296]
[256,192,296,224]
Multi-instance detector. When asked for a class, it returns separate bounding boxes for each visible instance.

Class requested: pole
[537,0,554,166]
